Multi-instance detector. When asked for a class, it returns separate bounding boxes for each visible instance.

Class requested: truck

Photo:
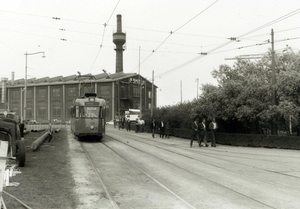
[125,109,140,122]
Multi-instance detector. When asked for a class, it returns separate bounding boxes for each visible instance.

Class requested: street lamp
[24,51,45,122]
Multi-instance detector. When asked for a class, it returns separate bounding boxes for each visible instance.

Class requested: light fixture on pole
[24,51,45,122]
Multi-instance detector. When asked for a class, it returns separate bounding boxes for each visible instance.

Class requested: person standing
[209,118,218,147]
[190,118,200,147]
[199,118,209,147]
[159,121,165,138]
[165,121,171,139]
[150,118,156,138]
[135,118,140,133]
[126,119,131,131]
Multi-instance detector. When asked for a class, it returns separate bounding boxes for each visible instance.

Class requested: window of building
[99,86,111,97]
[66,100,73,118]
[148,103,152,109]
[83,86,93,94]
[38,101,46,117]
[11,102,19,114]
[148,91,152,99]
[38,88,46,98]
[120,86,125,98]
[52,101,61,117]
[133,86,140,97]
[27,89,33,99]
[52,88,61,97]
[67,87,77,97]
[12,90,19,99]
[120,100,126,108]
[26,102,33,119]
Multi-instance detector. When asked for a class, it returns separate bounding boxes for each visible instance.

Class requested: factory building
[0,72,156,123]
[0,14,157,123]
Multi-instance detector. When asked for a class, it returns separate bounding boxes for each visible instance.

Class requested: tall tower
[113,14,126,73]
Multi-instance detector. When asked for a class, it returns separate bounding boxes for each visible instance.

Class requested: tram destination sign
[85,102,99,106]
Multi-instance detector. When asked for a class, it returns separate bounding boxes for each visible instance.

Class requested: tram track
[105,129,300,208]
[79,140,120,209]
[104,133,278,209]
[115,131,300,182]
[75,125,300,208]
[79,137,197,209]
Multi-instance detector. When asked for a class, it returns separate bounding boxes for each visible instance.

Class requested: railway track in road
[110,130,300,182]
[79,140,120,209]
[78,138,196,209]
[104,128,300,209]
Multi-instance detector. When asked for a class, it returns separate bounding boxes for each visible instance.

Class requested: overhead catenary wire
[1,7,299,59]
[130,0,220,73]
[155,7,300,78]
[89,0,121,72]
[1,3,299,81]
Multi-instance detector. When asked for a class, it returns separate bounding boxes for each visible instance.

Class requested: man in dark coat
[190,118,200,147]
[159,121,165,138]
[150,118,156,138]
[199,118,209,147]
[209,118,218,147]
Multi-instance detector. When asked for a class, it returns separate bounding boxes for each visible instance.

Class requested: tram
[70,93,106,140]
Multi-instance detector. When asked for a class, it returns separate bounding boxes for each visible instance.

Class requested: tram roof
[74,95,106,106]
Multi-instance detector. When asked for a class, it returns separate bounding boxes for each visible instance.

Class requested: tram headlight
[90,125,95,130]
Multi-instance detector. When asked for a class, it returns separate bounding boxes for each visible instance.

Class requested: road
[70,125,300,209]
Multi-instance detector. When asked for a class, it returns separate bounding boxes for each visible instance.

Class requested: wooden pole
[151,71,154,118]
[271,29,278,135]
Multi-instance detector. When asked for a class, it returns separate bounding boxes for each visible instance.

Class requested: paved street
[76,125,300,209]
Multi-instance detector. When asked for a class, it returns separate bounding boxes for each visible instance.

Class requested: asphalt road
[71,125,300,209]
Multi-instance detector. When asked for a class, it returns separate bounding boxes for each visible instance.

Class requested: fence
[25,122,70,132]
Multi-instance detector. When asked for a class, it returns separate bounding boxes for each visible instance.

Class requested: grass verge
[3,128,79,209]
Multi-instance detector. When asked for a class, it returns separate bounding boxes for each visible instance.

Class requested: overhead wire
[0,9,103,26]
[155,7,300,78]
[89,0,121,72]
[130,0,220,73]
[1,4,299,79]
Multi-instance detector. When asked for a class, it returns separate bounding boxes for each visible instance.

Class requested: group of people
[113,116,145,133]
[150,119,171,139]
[115,116,218,147]
[190,118,218,148]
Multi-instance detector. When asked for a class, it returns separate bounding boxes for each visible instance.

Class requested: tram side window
[99,107,102,117]
[99,106,106,117]
[75,106,80,118]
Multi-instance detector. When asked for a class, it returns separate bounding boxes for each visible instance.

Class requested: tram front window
[83,107,99,118]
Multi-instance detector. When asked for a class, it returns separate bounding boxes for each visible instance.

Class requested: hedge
[171,128,300,150]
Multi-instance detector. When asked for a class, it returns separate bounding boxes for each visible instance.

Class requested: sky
[1,0,300,107]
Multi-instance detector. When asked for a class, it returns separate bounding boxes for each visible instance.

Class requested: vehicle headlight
[90,125,94,130]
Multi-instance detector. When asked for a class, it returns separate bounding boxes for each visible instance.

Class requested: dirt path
[67,129,113,209]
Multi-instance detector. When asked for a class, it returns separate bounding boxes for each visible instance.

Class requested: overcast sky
[1,0,300,106]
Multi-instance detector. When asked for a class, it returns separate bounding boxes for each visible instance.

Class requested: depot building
[0,72,157,123]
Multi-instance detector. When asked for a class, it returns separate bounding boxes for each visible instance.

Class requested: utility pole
[24,51,45,122]
[151,71,154,118]
[138,46,142,119]
[180,80,182,103]
[196,78,199,99]
[271,29,278,135]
